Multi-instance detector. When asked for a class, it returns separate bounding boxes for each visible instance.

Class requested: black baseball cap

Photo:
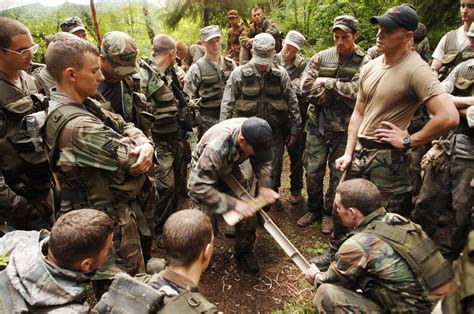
[370,5,418,32]
[241,117,273,162]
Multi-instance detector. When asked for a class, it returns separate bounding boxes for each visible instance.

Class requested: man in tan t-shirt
[310,5,459,272]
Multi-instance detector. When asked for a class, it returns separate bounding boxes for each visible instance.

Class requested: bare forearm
[451,96,474,109]
[411,114,457,147]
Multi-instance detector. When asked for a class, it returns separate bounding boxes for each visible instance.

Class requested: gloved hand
[420,139,450,171]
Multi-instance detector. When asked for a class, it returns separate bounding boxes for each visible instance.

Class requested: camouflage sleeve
[317,236,367,289]
[188,147,238,214]
[239,26,252,49]
[220,69,241,121]
[280,67,302,135]
[249,159,272,188]
[58,116,141,173]
[265,20,280,37]
[0,172,27,212]
[183,63,201,98]
[102,109,151,146]
[300,53,323,98]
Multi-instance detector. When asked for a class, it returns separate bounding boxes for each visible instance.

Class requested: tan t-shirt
[357,51,445,140]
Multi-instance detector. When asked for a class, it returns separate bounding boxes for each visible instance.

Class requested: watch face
[402,136,410,145]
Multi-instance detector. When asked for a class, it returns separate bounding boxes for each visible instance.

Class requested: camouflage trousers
[197,107,220,140]
[315,283,382,313]
[153,136,188,229]
[305,126,346,216]
[414,150,473,260]
[409,143,430,201]
[286,130,305,194]
[270,131,286,192]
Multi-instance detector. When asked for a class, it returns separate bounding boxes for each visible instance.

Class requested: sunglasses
[2,43,39,57]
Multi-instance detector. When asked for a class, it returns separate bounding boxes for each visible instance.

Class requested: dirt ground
[154,153,331,313]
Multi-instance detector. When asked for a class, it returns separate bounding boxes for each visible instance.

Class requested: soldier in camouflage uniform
[331,6,459,271]
[188,117,279,273]
[304,179,439,313]
[297,16,365,233]
[414,26,474,261]
[43,37,154,284]
[0,17,53,231]
[432,0,474,81]
[59,16,87,40]
[225,10,246,64]
[220,33,302,202]
[0,209,113,312]
[273,30,307,206]
[184,25,236,139]
[239,5,282,64]
[139,34,191,231]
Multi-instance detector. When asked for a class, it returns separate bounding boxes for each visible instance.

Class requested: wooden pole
[90,0,102,46]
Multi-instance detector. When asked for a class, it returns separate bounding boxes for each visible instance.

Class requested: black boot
[235,251,259,274]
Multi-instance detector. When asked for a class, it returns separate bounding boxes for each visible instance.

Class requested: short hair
[336,179,382,216]
[152,34,175,56]
[0,17,30,49]
[162,209,213,267]
[45,36,99,82]
[49,209,113,270]
[252,5,264,14]
[176,41,187,51]
[413,22,427,44]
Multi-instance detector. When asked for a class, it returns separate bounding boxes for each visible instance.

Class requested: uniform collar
[160,267,199,292]
[349,207,386,236]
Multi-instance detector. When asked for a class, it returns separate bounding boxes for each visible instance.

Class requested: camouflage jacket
[220,61,302,136]
[300,46,366,132]
[188,118,272,214]
[317,208,434,312]
[274,52,307,96]
[0,230,92,313]
[226,23,246,63]
[239,18,280,49]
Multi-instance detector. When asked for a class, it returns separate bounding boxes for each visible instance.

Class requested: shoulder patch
[241,66,254,77]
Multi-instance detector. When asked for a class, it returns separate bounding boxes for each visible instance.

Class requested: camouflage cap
[60,16,85,34]
[200,25,221,42]
[228,10,239,18]
[101,31,139,76]
[333,15,359,33]
[251,33,275,65]
[284,30,305,50]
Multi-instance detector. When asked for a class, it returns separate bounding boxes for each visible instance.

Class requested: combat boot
[309,250,335,271]
[290,191,304,205]
[272,199,283,212]
[297,211,319,227]
[235,251,259,274]
[321,215,334,234]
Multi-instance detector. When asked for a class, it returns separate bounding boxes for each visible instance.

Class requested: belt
[358,138,394,150]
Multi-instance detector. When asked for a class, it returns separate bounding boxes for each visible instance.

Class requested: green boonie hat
[200,25,221,42]
[60,16,85,34]
[251,33,275,65]
[101,31,139,76]
[333,15,359,33]
[228,10,239,18]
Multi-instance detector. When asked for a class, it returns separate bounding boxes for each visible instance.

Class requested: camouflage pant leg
[305,128,346,216]
[440,158,474,259]
[413,164,451,237]
[349,148,413,216]
[409,143,430,201]
[153,139,184,228]
[315,283,383,313]
[270,133,286,192]
[287,131,305,193]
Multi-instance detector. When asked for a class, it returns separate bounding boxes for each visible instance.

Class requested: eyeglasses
[2,43,39,57]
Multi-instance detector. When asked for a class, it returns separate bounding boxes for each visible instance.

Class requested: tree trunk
[203,3,210,27]
[140,0,155,45]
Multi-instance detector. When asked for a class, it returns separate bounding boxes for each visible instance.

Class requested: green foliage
[0,252,9,270]
[306,240,329,255]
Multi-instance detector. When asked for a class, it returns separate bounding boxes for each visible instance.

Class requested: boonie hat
[370,5,418,32]
[228,10,239,18]
[284,31,306,50]
[60,16,85,34]
[101,31,139,76]
[241,117,273,162]
[200,25,221,42]
[251,33,275,65]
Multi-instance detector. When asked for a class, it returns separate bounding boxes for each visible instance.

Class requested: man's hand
[234,199,260,218]
[335,154,352,172]
[258,187,279,205]
[286,134,297,148]
[315,77,330,85]
[130,142,154,174]
[374,121,409,150]
[303,263,322,285]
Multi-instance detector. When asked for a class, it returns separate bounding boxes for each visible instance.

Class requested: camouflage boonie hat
[333,15,359,33]
[101,31,139,76]
[60,16,86,34]
[200,25,221,42]
[251,33,275,65]
[285,30,306,50]
[228,10,239,18]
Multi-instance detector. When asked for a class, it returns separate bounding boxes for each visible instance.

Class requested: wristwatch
[402,135,411,151]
